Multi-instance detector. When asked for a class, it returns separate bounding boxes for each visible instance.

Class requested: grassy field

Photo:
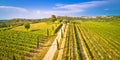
[12,22,59,36]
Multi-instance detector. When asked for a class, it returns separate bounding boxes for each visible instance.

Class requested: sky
[0,0,120,19]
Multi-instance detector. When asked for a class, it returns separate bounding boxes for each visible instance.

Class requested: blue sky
[0,0,120,19]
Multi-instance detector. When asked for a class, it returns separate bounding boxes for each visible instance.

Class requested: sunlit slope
[12,22,59,36]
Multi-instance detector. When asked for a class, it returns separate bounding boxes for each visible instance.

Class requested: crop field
[0,17,120,60]
[0,0,120,59]
[0,22,61,60]
[61,21,120,60]
[0,30,40,60]
[77,21,120,60]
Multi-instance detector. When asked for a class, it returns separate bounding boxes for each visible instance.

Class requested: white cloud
[42,1,107,16]
[54,1,106,11]
[0,1,107,19]
[0,6,28,12]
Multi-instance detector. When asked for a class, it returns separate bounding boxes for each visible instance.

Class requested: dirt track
[43,24,65,60]
[57,24,68,60]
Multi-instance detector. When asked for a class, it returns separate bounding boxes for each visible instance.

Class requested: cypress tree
[52,26,54,30]
[56,40,59,50]
[47,29,49,36]
[61,29,63,38]
[13,55,16,60]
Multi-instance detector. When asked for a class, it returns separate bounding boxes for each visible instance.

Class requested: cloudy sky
[0,0,120,19]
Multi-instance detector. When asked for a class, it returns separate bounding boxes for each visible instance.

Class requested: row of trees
[51,15,63,23]
[24,15,63,31]
[23,15,63,51]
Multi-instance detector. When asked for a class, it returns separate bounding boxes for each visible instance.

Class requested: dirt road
[57,24,68,60]
[43,24,66,60]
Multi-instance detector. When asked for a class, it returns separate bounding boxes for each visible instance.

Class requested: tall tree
[56,40,59,50]
[51,15,57,22]
[61,29,63,38]
[24,22,30,31]
[52,26,54,30]
[47,29,49,36]
[59,19,63,23]
[13,55,16,60]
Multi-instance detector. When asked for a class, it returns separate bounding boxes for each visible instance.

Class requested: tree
[13,55,16,60]
[52,26,54,30]
[51,15,57,22]
[47,29,49,36]
[59,19,63,23]
[56,40,59,50]
[61,29,63,38]
[24,22,30,31]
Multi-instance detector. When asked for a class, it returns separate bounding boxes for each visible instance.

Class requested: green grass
[12,22,59,36]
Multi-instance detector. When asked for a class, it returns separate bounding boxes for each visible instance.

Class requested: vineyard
[0,17,120,60]
[0,0,120,59]
[0,30,40,60]
[59,21,120,60]
[0,22,61,60]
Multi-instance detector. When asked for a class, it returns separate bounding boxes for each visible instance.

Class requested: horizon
[0,0,120,19]
[0,15,117,20]
[0,15,119,20]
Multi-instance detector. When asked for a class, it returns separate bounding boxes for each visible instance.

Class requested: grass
[12,22,59,36]
[34,35,56,60]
